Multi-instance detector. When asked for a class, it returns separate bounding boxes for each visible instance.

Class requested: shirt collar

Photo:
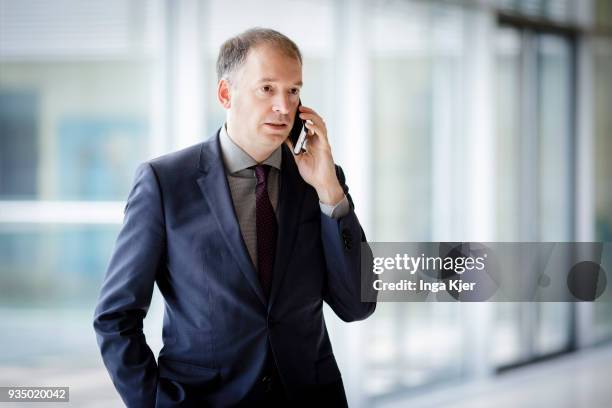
[219,123,282,174]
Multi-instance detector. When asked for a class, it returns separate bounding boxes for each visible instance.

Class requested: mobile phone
[289,100,308,155]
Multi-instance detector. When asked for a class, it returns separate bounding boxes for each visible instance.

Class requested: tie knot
[254,164,270,186]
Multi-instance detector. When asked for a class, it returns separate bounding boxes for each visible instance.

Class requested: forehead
[240,44,302,84]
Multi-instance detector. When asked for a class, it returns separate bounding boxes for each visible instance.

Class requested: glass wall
[0,62,151,201]
[594,40,612,242]
[367,1,467,399]
[497,0,574,23]
[0,0,159,370]
[493,23,575,368]
[592,33,612,341]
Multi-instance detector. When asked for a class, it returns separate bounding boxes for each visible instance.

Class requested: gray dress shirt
[218,124,349,269]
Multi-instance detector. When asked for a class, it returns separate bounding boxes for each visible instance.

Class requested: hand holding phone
[285,103,344,205]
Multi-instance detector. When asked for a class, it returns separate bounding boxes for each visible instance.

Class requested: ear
[217,79,232,109]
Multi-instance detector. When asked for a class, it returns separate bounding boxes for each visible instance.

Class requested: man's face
[224,44,302,153]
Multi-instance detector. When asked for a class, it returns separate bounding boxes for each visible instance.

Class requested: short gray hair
[216,27,302,83]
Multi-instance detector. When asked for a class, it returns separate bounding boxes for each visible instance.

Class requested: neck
[226,122,276,163]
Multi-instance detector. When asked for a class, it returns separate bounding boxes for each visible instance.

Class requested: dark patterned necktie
[254,164,277,299]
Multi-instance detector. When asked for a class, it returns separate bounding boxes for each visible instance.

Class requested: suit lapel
[268,144,306,311]
[196,130,267,307]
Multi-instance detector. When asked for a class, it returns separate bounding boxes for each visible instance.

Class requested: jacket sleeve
[320,165,377,322]
[93,162,165,407]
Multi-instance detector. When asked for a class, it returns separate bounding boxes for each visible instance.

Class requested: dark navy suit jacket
[93,129,376,407]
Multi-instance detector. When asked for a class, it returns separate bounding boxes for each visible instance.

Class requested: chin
[260,130,288,144]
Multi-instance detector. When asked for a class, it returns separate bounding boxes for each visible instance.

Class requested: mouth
[264,122,288,130]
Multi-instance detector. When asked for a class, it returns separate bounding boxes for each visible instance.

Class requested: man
[93,27,376,407]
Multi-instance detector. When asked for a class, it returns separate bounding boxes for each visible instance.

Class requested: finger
[298,105,316,114]
[304,121,329,148]
[300,113,327,138]
[298,107,327,131]
[303,120,329,147]
[299,112,323,126]
[304,120,315,136]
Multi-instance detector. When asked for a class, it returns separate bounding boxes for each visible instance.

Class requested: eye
[290,88,300,95]
[262,85,272,93]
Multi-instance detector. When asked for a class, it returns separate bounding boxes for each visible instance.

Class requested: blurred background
[1,0,611,406]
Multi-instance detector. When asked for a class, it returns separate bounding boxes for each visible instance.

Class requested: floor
[1,343,611,407]
[379,344,612,408]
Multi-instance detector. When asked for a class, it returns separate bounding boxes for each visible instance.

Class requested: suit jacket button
[341,228,352,249]
[261,375,273,392]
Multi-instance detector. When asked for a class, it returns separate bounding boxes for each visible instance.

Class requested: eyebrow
[257,77,303,87]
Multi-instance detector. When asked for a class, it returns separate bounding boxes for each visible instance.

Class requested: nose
[272,94,291,115]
